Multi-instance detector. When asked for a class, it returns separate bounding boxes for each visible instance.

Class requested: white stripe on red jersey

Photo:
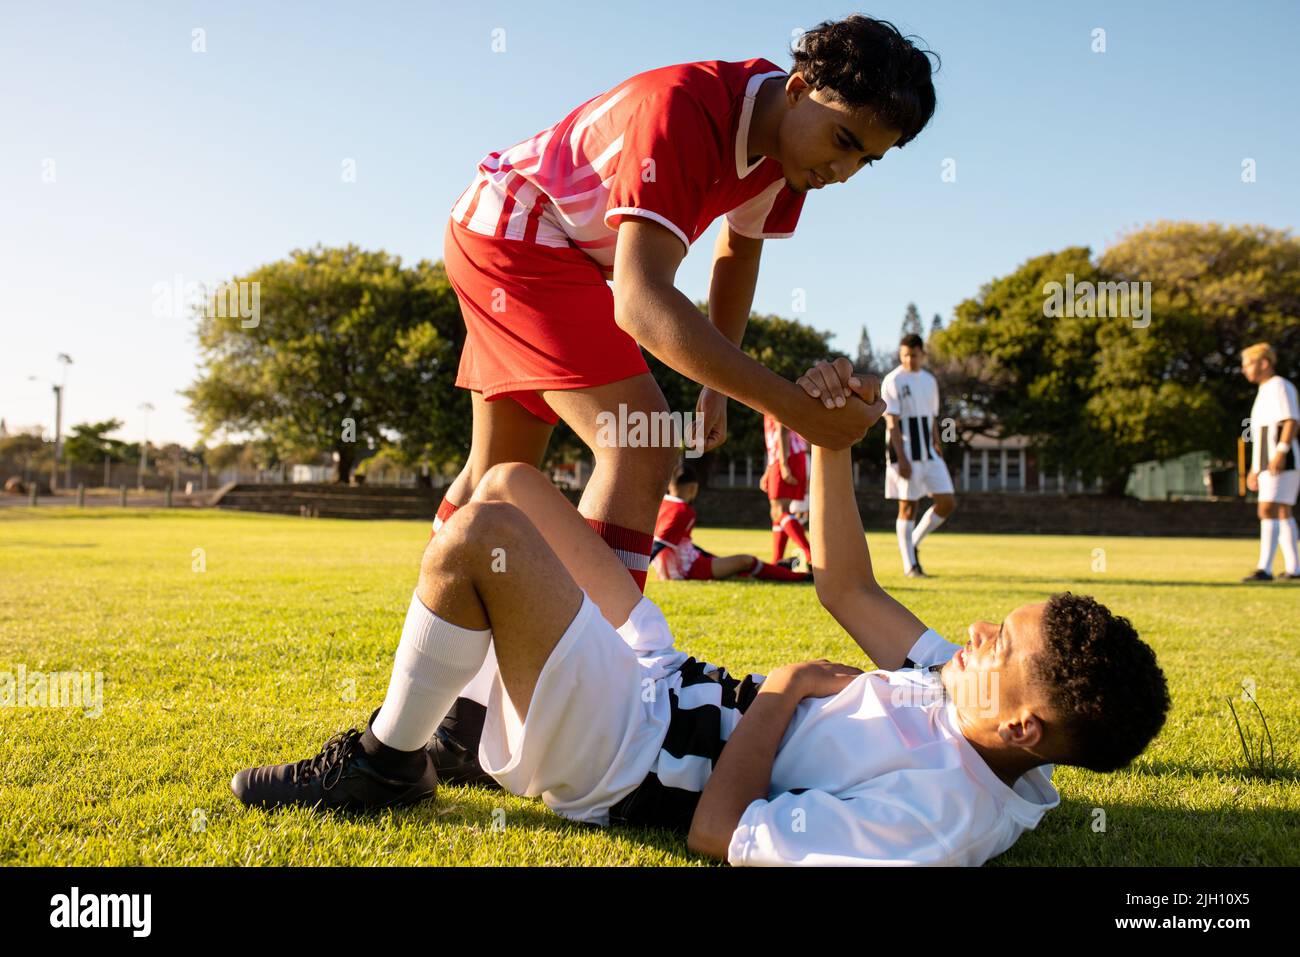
[764,414,808,466]
[449,59,807,280]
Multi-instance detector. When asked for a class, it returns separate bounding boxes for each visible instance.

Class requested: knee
[420,500,526,581]
[473,462,544,505]
[1258,504,1276,521]
[938,497,957,517]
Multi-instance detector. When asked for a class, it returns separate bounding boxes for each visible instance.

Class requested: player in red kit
[652,468,811,583]
[761,414,813,569]
[430,16,938,594]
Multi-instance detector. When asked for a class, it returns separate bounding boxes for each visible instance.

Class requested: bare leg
[471,462,642,629]
[543,373,678,539]
[443,391,554,509]
[418,500,584,720]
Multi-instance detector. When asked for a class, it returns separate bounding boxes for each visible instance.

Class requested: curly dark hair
[790,15,939,146]
[1031,593,1170,773]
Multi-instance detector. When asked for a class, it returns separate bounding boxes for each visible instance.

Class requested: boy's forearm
[707,228,762,347]
[618,280,800,419]
[686,684,801,860]
[811,445,876,592]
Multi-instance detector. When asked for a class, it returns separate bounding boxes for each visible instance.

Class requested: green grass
[1,508,1296,866]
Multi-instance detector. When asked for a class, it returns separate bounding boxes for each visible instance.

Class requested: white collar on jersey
[736,70,788,179]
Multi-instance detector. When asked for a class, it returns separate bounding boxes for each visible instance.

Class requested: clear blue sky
[2,0,1296,447]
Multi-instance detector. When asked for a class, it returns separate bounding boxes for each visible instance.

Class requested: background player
[1241,342,1299,581]
[431,16,937,593]
[882,333,956,577]
[652,466,811,583]
[761,413,813,569]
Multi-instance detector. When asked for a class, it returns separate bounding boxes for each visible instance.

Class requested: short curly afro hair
[790,15,939,147]
[1031,593,1170,773]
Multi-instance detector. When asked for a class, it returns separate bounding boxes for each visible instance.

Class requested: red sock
[781,513,812,562]
[771,525,788,563]
[430,497,458,540]
[753,560,811,583]
[586,518,652,592]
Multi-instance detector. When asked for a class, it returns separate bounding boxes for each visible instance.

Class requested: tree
[931,247,1111,482]
[929,313,945,341]
[900,302,923,339]
[932,223,1300,492]
[1091,222,1300,472]
[63,419,140,465]
[856,325,875,374]
[185,245,467,483]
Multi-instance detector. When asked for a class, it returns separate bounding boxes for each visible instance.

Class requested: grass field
[1,508,1296,866]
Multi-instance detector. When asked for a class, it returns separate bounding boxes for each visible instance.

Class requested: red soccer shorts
[442,217,649,424]
[761,450,808,502]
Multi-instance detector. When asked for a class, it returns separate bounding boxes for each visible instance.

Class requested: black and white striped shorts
[607,657,763,834]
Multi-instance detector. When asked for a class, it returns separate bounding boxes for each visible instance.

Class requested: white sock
[1258,519,1280,574]
[457,646,498,707]
[896,519,916,571]
[371,591,493,751]
[1280,517,1299,575]
[911,506,947,547]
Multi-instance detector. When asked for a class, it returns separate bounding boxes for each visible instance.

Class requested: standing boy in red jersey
[760,413,813,569]
[433,15,938,592]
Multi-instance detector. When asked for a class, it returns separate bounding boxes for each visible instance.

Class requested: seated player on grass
[651,466,811,583]
[231,365,1170,865]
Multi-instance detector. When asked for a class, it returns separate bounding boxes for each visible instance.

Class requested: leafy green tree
[185,245,467,482]
[1092,222,1300,470]
[931,247,1109,482]
[933,223,1300,492]
[63,419,140,465]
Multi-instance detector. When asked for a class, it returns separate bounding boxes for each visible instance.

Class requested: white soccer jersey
[1250,375,1299,472]
[726,630,1059,866]
[881,367,941,464]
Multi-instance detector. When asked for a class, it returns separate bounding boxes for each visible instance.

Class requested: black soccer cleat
[913,545,924,577]
[1241,569,1274,583]
[427,698,500,790]
[231,725,439,812]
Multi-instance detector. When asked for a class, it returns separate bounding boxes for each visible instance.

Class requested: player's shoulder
[881,365,903,385]
[623,58,784,109]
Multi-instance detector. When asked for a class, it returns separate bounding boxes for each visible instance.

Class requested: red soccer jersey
[652,494,702,580]
[763,414,808,467]
[450,59,806,280]
[654,494,697,547]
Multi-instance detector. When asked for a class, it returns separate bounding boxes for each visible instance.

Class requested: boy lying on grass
[231,362,1169,865]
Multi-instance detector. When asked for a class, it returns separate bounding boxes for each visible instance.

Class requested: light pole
[53,353,72,491]
[138,402,154,490]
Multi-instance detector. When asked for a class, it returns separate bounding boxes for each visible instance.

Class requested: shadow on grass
[343,787,706,863]
[351,784,1299,867]
[1127,760,1299,785]
[996,796,1300,866]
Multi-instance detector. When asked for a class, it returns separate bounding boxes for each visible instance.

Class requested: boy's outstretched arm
[801,361,929,671]
[612,219,872,451]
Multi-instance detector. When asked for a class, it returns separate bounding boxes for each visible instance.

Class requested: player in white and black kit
[1240,342,1299,582]
[881,334,956,577]
[229,361,1169,866]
